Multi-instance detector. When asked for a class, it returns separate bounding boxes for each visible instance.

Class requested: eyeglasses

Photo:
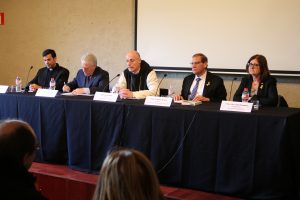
[247,63,260,68]
[190,61,203,65]
[126,59,136,63]
[35,143,40,151]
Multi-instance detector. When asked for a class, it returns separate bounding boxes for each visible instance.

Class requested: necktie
[189,77,201,100]
[85,76,92,87]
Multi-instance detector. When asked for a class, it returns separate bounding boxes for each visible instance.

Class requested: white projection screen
[136,0,300,76]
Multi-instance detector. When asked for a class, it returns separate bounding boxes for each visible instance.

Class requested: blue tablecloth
[1,93,300,199]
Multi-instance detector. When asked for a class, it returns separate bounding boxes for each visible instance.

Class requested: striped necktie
[189,77,201,100]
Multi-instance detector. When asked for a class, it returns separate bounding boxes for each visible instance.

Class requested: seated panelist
[174,53,227,102]
[112,50,159,99]
[63,52,109,95]
[27,49,69,92]
[233,54,278,107]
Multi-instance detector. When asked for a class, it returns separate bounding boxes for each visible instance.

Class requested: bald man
[113,50,159,99]
[0,120,46,200]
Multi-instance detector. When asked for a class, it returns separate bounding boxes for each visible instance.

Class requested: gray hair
[81,52,97,66]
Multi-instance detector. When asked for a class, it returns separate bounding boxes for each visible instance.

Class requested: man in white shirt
[113,50,159,99]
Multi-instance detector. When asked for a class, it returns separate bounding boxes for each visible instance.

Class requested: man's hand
[173,95,183,101]
[193,95,210,102]
[62,85,70,92]
[29,84,41,92]
[119,89,133,99]
[72,88,85,95]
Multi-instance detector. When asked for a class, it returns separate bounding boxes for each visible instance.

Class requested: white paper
[61,92,94,96]
[220,101,253,113]
[93,92,118,102]
[60,92,75,96]
[174,100,202,106]
[0,85,9,93]
[35,89,58,98]
[144,96,172,107]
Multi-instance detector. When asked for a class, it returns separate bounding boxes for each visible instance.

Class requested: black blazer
[181,71,227,103]
[27,64,69,91]
[67,66,109,94]
[233,75,278,107]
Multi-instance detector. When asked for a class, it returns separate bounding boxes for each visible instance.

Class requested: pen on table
[63,82,67,93]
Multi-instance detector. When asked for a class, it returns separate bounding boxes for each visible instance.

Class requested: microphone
[24,65,33,92]
[102,74,120,92]
[228,77,237,100]
[155,74,167,96]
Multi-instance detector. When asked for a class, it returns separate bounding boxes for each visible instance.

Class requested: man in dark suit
[0,120,46,200]
[27,49,69,92]
[174,53,227,102]
[63,53,109,94]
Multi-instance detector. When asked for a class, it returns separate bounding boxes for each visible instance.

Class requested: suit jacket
[233,75,278,107]
[27,64,69,91]
[67,66,109,94]
[181,71,227,102]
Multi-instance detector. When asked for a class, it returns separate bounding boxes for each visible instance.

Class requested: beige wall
[1,0,299,107]
[0,0,135,84]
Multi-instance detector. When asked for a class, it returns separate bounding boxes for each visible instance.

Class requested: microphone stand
[24,65,33,92]
[229,77,237,100]
[102,74,120,92]
[155,74,167,96]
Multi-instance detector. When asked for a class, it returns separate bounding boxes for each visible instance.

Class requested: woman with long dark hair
[233,54,278,106]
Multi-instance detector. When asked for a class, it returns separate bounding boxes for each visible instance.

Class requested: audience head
[246,54,270,81]
[191,53,208,76]
[0,119,38,169]
[42,49,57,69]
[126,50,142,74]
[81,52,97,76]
[93,148,164,200]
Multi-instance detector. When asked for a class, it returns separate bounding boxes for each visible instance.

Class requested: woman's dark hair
[246,54,270,81]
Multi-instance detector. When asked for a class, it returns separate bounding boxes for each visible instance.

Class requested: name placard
[93,92,118,102]
[220,101,253,113]
[144,96,172,107]
[35,89,58,97]
[0,85,9,93]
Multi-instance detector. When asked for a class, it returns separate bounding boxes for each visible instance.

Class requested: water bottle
[168,84,175,97]
[49,77,56,90]
[15,76,22,92]
[241,88,249,102]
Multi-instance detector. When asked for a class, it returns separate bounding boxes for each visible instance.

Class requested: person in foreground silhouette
[93,148,164,200]
[0,119,47,200]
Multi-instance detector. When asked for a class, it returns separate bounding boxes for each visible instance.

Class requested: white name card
[220,101,253,113]
[0,85,9,93]
[93,92,118,102]
[35,89,58,97]
[144,96,172,107]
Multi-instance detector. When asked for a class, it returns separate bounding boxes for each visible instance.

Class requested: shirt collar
[194,71,207,81]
